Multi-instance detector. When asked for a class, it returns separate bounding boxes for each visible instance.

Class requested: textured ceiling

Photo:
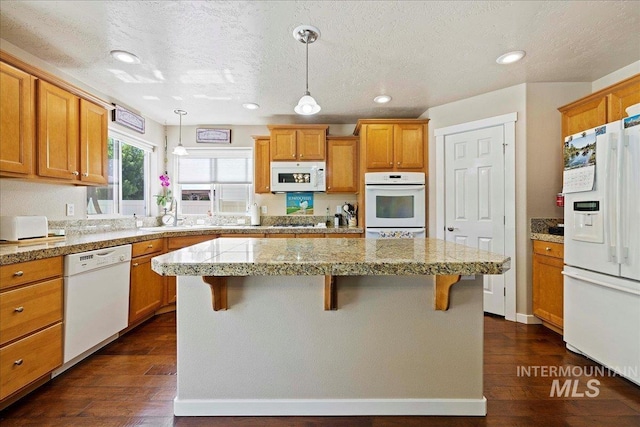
[1,1,639,126]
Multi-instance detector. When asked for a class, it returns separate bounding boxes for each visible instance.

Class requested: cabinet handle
[13,270,24,277]
[14,359,23,366]
[72,171,79,176]
[14,306,24,313]
[82,172,89,177]
[132,262,139,267]
[147,244,154,248]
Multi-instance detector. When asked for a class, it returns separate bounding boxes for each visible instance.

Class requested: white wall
[591,60,640,92]
[423,81,593,316]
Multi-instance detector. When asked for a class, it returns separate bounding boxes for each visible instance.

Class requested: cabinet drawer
[0,257,63,290]
[532,240,564,259]
[0,323,62,400]
[167,235,217,250]
[132,239,164,257]
[0,278,63,346]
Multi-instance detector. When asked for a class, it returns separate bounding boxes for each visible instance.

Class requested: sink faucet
[168,198,182,227]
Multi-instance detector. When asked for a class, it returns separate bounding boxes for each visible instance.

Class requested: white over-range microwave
[270,161,326,192]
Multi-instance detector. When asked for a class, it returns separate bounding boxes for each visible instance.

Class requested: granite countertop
[0,225,363,265]
[151,237,511,277]
[530,233,564,244]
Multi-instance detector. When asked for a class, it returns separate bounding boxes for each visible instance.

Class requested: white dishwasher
[53,244,132,376]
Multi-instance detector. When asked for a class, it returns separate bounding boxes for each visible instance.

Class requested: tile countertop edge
[0,226,364,265]
[530,233,564,244]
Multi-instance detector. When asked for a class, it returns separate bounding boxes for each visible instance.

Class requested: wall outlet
[136,220,143,228]
[66,203,75,216]
[261,205,267,214]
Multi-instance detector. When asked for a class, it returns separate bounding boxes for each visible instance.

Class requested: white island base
[174,274,486,417]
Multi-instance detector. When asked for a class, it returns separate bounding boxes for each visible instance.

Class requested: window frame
[87,129,155,218]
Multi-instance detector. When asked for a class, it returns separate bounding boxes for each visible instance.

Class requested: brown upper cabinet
[37,81,108,185]
[253,135,271,193]
[0,52,110,185]
[326,136,358,193]
[354,119,428,171]
[558,74,640,138]
[0,62,35,177]
[268,125,328,161]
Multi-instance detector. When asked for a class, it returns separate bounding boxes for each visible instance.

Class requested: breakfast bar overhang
[152,237,510,417]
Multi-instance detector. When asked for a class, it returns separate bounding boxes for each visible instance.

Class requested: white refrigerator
[563,112,640,386]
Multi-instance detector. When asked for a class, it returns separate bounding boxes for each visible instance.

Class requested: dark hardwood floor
[1,313,639,426]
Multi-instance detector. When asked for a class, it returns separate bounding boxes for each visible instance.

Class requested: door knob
[447,227,457,232]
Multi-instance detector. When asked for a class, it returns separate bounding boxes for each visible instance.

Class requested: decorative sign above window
[196,128,231,144]
[112,104,145,134]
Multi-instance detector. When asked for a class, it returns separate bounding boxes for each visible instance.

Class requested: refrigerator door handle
[605,134,618,263]
[562,271,640,296]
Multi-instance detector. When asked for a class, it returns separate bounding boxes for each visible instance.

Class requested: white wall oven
[365,172,426,238]
[270,161,326,192]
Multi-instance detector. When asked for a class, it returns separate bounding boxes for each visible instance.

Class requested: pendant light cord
[305,31,309,93]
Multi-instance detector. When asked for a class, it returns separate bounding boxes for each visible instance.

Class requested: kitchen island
[151,237,510,417]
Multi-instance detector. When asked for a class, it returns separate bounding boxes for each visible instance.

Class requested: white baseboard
[174,397,487,417]
[516,313,542,324]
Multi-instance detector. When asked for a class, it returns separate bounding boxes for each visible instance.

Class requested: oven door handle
[365,184,425,191]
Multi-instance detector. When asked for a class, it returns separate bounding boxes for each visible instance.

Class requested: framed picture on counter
[196,128,231,144]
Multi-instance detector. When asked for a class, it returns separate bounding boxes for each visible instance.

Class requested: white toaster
[0,216,49,241]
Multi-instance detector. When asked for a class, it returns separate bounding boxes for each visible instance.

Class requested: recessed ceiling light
[110,50,141,64]
[242,103,260,110]
[496,50,526,65]
[374,95,392,104]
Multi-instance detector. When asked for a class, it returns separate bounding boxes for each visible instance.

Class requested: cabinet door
[0,62,34,176]
[327,138,358,193]
[364,124,394,169]
[297,128,326,160]
[532,252,564,330]
[608,76,640,121]
[254,136,271,193]
[79,99,108,185]
[394,123,424,169]
[561,97,607,137]
[129,254,164,325]
[37,80,79,180]
[270,128,297,160]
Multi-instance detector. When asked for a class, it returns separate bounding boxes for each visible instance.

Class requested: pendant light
[293,25,321,115]
[172,109,188,156]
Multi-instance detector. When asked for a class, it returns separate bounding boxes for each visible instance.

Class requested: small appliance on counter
[0,215,48,241]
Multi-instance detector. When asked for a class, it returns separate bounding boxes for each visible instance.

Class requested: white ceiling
[1,1,639,126]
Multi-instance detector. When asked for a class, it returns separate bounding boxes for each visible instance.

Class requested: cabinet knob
[147,244,154,248]
[14,306,24,313]
[82,172,89,177]
[389,162,392,165]
[292,154,295,158]
[72,171,79,176]
[397,162,400,165]
[14,359,23,366]
[13,270,24,277]
[132,262,139,267]
[300,154,303,158]
[545,247,551,251]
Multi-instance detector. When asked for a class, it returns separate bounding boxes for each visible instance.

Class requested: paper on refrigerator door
[562,127,599,193]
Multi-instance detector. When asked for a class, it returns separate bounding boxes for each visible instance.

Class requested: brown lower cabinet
[532,240,564,331]
[129,240,165,325]
[0,256,63,405]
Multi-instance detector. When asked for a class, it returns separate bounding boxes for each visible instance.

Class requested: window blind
[176,148,253,184]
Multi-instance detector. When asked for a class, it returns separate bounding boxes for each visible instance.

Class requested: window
[87,133,152,216]
[176,148,253,215]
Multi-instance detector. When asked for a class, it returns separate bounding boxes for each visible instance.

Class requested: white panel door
[445,125,506,315]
